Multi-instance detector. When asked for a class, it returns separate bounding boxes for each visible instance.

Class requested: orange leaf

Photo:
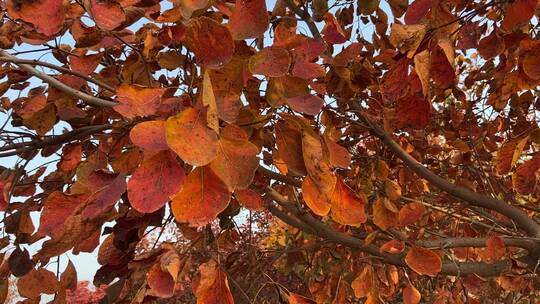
[405,247,442,277]
[373,197,398,231]
[114,85,165,119]
[384,179,402,201]
[147,262,175,298]
[380,239,405,254]
[501,0,538,32]
[289,293,316,303]
[398,202,426,226]
[90,0,126,31]
[208,57,244,123]
[496,136,529,175]
[302,176,332,216]
[228,0,269,40]
[128,151,186,213]
[302,131,336,194]
[171,167,231,227]
[351,265,372,298]
[6,0,64,36]
[323,134,351,169]
[196,260,234,304]
[165,107,219,167]
[512,155,540,194]
[235,189,264,211]
[130,120,169,153]
[479,236,506,263]
[403,283,421,304]
[389,24,427,57]
[209,136,259,191]
[330,178,367,226]
[185,17,234,69]
[249,47,291,77]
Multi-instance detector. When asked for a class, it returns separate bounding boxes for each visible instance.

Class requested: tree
[1,0,540,302]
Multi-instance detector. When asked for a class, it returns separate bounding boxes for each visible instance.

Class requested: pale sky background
[0,0,384,301]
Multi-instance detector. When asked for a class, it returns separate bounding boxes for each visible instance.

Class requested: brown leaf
[17,268,59,299]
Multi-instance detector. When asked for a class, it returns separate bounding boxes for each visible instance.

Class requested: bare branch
[0,50,117,108]
[0,124,112,157]
[282,0,322,40]
[0,56,116,93]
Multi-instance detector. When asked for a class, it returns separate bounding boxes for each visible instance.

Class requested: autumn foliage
[2,0,540,302]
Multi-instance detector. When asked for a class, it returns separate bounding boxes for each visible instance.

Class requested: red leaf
[171,167,231,227]
[6,0,65,36]
[128,151,186,213]
[69,52,103,75]
[185,17,234,69]
[81,171,127,219]
[322,14,349,44]
[292,60,326,80]
[248,47,291,77]
[38,191,87,236]
[58,144,82,172]
[90,0,126,31]
[396,95,431,129]
[114,85,165,119]
[235,189,264,211]
[404,0,432,24]
[478,30,505,60]
[228,0,269,40]
[501,0,538,32]
[405,247,442,277]
[287,95,324,116]
[479,236,506,263]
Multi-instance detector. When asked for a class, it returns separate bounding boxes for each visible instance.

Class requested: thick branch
[282,0,322,40]
[0,56,116,93]
[264,186,516,277]
[0,50,117,108]
[0,124,112,157]
[353,108,540,237]
[257,165,302,187]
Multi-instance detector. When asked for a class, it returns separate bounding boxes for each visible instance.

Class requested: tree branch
[0,50,117,108]
[0,124,112,157]
[282,0,322,40]
[264,186,518,277]
[0,56,116,93]
[351,107,540,237]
